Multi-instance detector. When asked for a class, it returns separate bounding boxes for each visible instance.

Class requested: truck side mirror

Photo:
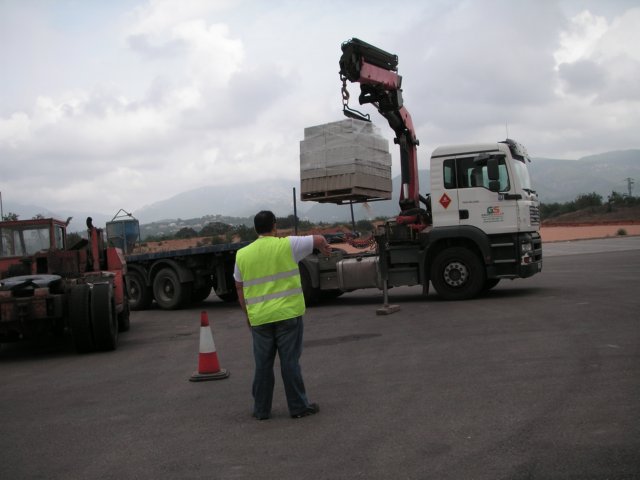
[487,158,499,181]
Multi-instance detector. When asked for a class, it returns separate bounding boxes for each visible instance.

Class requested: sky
[1,0,639,218]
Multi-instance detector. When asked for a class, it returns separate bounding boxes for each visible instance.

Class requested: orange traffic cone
[189,311,230,382]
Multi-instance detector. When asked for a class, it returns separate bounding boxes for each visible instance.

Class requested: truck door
[455,155,518,234]
[432,156,463,227]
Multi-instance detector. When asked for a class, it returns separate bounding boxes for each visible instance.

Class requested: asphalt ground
[1,236,639,480]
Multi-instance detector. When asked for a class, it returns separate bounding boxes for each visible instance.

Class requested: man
[234,210,331,420]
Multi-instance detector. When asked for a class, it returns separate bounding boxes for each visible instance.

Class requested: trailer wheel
[153,267,191,310]
[299,263,320,305]
[430,247,486,300]
[127,271,152,311]
[92,283,118,351]
[69,284,95,353]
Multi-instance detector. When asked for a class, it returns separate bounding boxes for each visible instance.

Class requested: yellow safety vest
[236,236,305,326]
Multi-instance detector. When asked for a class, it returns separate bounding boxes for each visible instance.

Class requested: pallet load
[300,118,392,204]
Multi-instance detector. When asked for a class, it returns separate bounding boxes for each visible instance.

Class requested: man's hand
[313,235,332,256]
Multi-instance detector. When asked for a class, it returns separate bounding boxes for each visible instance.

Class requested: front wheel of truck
[430,247,486,301]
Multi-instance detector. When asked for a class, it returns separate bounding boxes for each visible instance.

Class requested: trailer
[106,211,248,310]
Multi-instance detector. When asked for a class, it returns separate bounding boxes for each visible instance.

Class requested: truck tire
[92,283,118,351]
[430,247,486,301]
[69,284,95,353]
[299,264,320,306]
[153,267,191,310]
[127,271,152,311]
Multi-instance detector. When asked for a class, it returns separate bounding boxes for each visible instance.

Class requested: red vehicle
[0,216,129,352]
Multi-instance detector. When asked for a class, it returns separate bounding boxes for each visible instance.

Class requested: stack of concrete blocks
[300,118,392,204]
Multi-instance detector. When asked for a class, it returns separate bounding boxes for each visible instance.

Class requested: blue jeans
[251,316,310,417]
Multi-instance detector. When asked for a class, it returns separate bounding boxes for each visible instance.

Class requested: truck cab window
[443,156,510,191]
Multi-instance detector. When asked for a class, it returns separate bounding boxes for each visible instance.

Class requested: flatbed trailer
[122,241,250,310]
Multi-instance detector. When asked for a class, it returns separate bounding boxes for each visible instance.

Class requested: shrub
[617,228,627,236]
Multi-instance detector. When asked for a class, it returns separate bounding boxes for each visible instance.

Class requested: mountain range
[3,149,639,234]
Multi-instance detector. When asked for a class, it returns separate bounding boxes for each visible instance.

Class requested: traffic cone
[189,311,230,382]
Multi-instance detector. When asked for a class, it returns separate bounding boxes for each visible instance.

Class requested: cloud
[1,0,639,220]
[555,7,640,101]
[558,59,606,95]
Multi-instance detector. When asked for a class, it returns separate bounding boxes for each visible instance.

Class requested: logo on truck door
[439,193,452,209]
[481,206,504,222]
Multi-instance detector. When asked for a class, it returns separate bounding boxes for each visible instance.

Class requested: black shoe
[253,412,270,420]
[291,403,319,419]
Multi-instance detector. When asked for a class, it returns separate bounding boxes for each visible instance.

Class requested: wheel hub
[443,261,468,287]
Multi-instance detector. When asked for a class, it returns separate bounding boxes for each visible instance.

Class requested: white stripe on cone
[199,325,216,354]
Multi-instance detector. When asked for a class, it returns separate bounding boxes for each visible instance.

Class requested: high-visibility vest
[236,236,305,326]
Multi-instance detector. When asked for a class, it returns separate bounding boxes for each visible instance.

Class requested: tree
[175,227,198,239]
[200,222,232,236]
[574,192,602,210]
[355,219,374,232]
[608,191,626,205]
[66,232,82,248]
[233,225,258,242]
[2,212,19,221]
[276,215,296,229]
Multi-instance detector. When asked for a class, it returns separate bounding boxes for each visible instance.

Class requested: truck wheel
[69,284,95,353]
[127,271,152,311]
[430,247,486,300]
[92,283,118,351]
[118,300,131,332]
[153,268,191,310]
[299,264,320,305]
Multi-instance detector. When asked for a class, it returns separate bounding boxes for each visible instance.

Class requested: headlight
[521,242,533,253]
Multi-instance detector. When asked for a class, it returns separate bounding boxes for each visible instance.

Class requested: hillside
[542,205,640,225]
[3,148,639,233]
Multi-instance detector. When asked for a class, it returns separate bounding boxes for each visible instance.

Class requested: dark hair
[254,210,276,234]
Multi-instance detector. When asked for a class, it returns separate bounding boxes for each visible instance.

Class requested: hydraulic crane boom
[339,38,422,213]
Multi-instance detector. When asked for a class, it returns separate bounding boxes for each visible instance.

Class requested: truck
[105,210,248,311]
[0,216,129,352]
[110,38,542,311]
[296,38,542,302]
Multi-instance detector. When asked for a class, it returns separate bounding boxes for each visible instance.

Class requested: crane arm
[339,38,421,213]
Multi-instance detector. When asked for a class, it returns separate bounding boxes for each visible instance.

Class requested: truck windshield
[0,226,52,258]
[511,160,533,192]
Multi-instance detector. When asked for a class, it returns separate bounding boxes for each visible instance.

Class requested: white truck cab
[430,139,540,236]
